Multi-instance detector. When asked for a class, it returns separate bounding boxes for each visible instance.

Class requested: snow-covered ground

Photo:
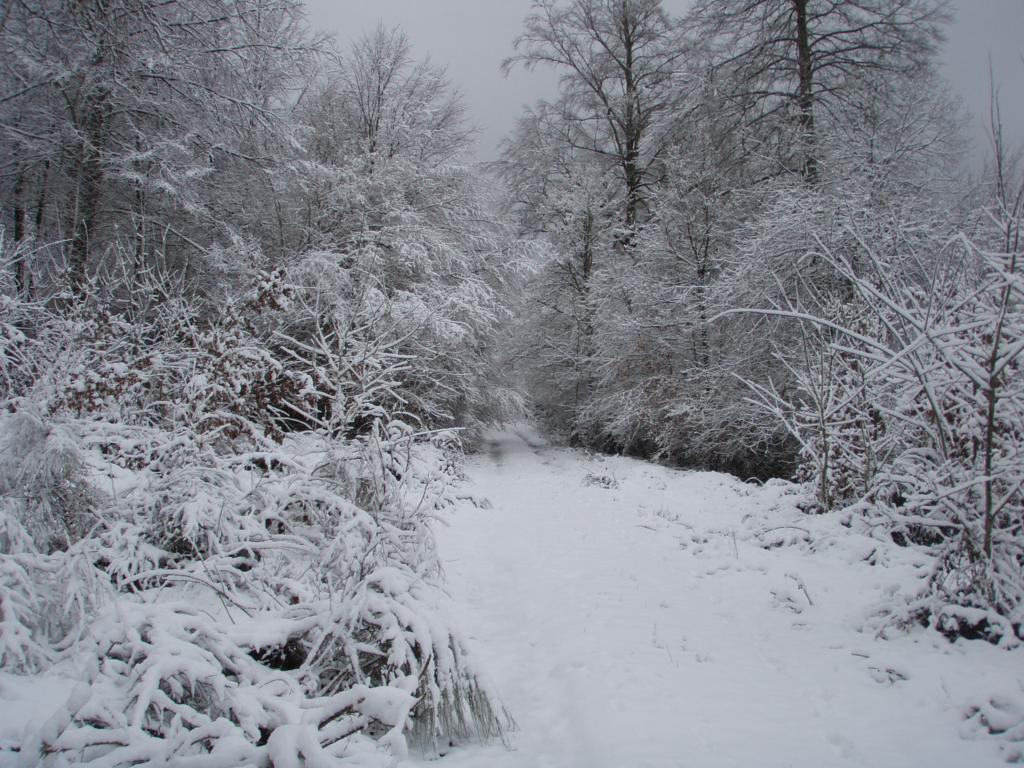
[431,426,1023,768]
[2,425,1021,767]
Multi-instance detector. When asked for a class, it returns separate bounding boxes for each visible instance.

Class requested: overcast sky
[303,0,1024,165]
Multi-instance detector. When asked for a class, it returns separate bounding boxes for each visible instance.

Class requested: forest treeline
[0,0,1021,764]
[0,2,519,765]
[498,0,1022,643]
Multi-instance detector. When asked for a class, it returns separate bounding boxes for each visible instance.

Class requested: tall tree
[293,26,527,430]
[343,25,469,166]
[688,0,949,181]
[503,0,688,238]
[0,0,315,292]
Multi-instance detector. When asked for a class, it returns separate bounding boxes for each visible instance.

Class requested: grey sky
[303,0,1023,165]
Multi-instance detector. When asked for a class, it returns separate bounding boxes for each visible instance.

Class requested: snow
[428,425,1020,767]
[0,672,75,757]
[1,425,1020,766]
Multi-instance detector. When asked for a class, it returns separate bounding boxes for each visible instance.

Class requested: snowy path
[430,426,1017,768]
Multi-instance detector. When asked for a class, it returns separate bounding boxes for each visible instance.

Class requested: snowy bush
[0,260,511,765]
[751,207,1024,643]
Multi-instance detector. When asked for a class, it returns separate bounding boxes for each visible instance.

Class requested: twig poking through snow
[786,572,814,607]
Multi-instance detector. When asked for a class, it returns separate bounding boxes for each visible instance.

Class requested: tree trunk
[620,2,643,246]
[11,173,30,296]
[792,0,818,183]
[574,210,596,420]
[69,98,107,291]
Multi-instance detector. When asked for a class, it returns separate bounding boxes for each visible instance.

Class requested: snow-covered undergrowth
[436,427,1024,767]
[0,414,508,767]
[0,270,510,767]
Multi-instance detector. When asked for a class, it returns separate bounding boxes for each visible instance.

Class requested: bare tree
[342,25,470,167]
[503,0,688,238]
[689,0,949,182]
[0,0,316,292]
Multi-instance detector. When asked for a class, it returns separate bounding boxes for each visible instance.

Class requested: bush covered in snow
[744,174,1024,646]
[0,256,511,766]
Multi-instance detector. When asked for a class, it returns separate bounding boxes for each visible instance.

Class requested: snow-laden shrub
[0,261,511,765]
[747,307,888,514]
[963,693,1024,763]
[11,423,508,765]
[0,503,113,674]
[0,411,96,554]
[756,216,1024,643]
[20,600,420,767]
[850,235,1022,642]
[0,507,50,672]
